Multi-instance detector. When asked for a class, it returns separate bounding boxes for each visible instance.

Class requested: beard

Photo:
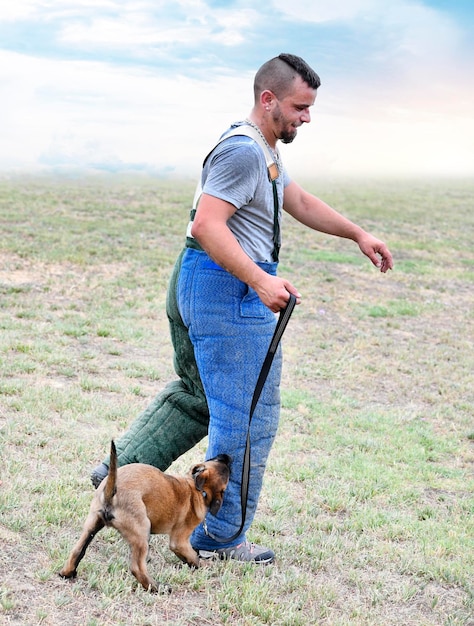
[272,107,298,144]
[280,129,297,144]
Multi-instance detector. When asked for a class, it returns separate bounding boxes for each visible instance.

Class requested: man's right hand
[253,274,301,313]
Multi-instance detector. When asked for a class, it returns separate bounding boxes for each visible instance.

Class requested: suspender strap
[271,180,280,263]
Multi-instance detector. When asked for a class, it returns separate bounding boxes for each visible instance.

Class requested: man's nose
[301,109,311,123]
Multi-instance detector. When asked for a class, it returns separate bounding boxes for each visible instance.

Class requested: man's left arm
[283,181,393,273]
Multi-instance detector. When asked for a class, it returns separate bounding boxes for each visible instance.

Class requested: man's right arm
[191,193,300,312]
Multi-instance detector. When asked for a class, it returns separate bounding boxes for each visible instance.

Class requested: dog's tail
[101,440,118,522]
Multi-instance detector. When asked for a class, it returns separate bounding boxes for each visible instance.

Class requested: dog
[59,441,231,593]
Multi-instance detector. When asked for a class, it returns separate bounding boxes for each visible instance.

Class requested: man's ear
[260,89,274,110]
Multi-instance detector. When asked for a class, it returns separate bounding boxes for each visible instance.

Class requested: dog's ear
[191,464,207,490]
[213,453,232,468]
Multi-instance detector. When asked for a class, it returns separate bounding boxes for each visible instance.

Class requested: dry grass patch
[1,176,473,625]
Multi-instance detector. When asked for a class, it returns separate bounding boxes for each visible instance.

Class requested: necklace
[243,119,282,173]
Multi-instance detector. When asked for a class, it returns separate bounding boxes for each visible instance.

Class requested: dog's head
[191,454,231,516]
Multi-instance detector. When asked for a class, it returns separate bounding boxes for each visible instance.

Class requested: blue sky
[1,0,473,178]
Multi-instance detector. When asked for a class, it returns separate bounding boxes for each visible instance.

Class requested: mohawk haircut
[253,53,321,101]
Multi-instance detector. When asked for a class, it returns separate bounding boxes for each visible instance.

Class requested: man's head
[253,54,321,145]
[253,54,321,102]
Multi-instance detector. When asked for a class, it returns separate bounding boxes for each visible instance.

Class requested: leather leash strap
[204,293,297,543]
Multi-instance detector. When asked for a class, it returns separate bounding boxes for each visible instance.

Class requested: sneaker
[91,463,109,489]
[198,541,275,564]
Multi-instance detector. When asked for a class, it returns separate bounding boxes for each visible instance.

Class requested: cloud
[272,0,378,23]
[0,1,472,177]
[0,48,252,174]
[54,1,260,53]
[0,1,41,21]
[0,0,118,22]
[281,108,474,177]
[272,0,468,79]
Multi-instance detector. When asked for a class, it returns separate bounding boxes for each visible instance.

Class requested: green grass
[1,175,473,625]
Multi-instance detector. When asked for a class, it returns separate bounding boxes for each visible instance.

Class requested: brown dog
[59,441,231,592]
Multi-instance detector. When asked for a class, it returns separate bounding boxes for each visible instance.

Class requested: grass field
[0,175,473,625]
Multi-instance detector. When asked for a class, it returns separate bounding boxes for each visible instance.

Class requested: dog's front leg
[169,532,200,569]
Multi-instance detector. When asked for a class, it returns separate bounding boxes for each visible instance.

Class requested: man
[91,53,393,563]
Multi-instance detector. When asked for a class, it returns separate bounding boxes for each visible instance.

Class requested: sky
[1,0,473,179]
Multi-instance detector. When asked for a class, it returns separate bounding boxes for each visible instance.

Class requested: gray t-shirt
[200,123,292,263]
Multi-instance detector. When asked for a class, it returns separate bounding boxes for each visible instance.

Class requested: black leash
[203,293,297,543]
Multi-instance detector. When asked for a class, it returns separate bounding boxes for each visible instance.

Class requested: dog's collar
[201,490,207,500]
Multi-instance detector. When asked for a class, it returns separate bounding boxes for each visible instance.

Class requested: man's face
[272,76,317,144]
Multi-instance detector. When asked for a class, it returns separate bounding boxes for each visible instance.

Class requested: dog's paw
[148,582,172,594]
[58,570,77,580]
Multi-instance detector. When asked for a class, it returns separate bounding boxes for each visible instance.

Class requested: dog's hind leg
[129,536,161,592]
[118,516,167,593]
[59,513,105,579]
